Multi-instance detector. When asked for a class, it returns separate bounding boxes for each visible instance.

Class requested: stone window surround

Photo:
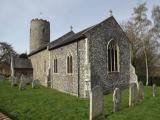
[66,52,73,75]
[107,39,120,73]
[53,57,58,74]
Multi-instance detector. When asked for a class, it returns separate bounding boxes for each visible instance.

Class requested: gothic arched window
[67,55,73,74]
[108,40,119,72]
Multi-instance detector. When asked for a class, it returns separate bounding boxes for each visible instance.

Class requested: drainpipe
[77,41,80,97]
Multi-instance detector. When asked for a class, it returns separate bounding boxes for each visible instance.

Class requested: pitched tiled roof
[14,57,32,69]
[48,27,92,50]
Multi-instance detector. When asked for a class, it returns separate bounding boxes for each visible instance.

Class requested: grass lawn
[0,80,160,120]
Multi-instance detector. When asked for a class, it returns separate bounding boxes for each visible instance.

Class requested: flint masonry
[28,15,131,98]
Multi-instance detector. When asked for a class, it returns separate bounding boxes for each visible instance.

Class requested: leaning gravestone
[139,81,144,100]
[90,85,104,120]
[32,79,39,89]
[19,74,26,90]
[153,84,157,97]
[113,87,121,112]
[129,83,138,106]
[10,76,18,87]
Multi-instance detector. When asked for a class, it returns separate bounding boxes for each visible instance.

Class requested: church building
[28,14,131,98]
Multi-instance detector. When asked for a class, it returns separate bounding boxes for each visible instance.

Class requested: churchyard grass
[0,80,89,120]
[0,80,160,120]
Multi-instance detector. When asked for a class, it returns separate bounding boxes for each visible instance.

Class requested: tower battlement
[31,18,49,23]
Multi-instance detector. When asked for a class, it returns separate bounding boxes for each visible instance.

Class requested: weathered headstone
[19,74,26,90]
[25,77,32,85]
[10,76,18,87]
[130,64,138,86]
[90,85,104,120]
[32,79,39,89]
[0,75,5,83]
[129,83,138,106]
[138,81,144,100]
[153,84,157,97]
[113,87,121,112]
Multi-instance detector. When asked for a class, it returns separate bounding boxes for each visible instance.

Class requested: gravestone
[113,87,121,112]
[10,76,18,87]
[153,84,157,97]
[32,79,39,89]
[90,85,104,120]
[0,75,5,83]
[25,77,32,85]
[130,64,138,86]
[19,74,26,90]
[129,83,138,106]
[139,81,144,100]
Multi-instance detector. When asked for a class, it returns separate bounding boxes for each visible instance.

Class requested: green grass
[0,80,160,120]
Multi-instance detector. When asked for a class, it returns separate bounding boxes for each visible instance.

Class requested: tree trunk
[142,40,149,86]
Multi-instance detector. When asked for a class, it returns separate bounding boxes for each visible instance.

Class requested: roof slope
[14,57,32,69]
[49,16,118,50]
[48,26,94,50]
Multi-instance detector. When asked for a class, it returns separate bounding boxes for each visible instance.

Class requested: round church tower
[30,18,50,53]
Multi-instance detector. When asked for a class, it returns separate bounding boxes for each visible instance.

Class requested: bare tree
[151,5,160,39]
[122,2,160,86]
[0,42,17,64]
[131,2,151,85]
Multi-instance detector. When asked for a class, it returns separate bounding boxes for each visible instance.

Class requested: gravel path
[0,112,11,120]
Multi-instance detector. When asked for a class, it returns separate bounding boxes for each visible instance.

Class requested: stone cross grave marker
[138,81,144,100]
[90,85,104,120]
[129,83,138,106]
[113,87,121,112]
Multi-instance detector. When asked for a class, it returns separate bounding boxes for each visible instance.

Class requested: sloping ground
[0,80,89,120]
[106,86,160,120]
[0,80,160,120]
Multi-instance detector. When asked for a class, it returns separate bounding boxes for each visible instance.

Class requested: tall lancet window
[67,54,73,74]
[54,57,58,73]
[108,40,119,72]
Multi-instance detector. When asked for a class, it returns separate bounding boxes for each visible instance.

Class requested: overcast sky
[0,0,159,54]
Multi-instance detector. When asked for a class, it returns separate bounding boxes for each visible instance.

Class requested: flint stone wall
[87,17,131,92]
[50,39,87,97]
[29,49,49,86]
